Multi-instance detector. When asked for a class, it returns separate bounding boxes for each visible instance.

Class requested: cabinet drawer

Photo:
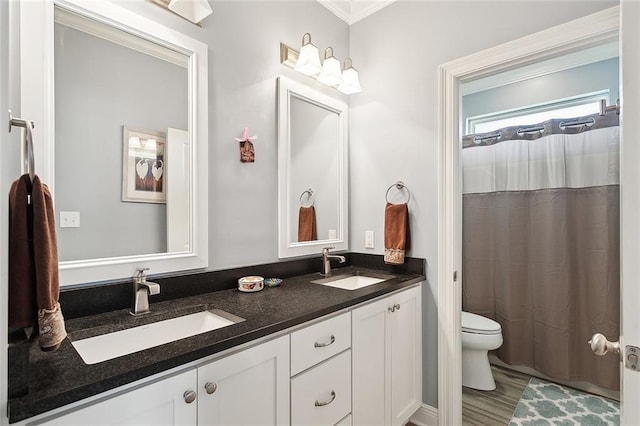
[291,312,350,375]
[291,350,351,426]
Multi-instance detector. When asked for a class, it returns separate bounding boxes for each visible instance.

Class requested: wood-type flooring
[462,365,530,426]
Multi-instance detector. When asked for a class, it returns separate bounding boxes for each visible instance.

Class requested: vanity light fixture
[317,47,343,87]
[151,0,212,25]
[294,33,322,76]
[338,58,362,95]
[280,36,363,95]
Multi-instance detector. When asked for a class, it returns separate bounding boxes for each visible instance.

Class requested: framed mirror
[277,76,348,258]
[20,0,208,286]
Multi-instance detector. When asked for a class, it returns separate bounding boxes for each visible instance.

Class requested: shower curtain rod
[463,111,619,149]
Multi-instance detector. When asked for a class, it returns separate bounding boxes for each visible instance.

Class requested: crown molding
[317,0,397,25]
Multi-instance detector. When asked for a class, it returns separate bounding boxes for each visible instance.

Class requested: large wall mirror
[20,0,208,285]
[277,76,348,258]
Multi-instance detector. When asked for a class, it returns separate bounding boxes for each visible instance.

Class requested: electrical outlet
[60,211,80,228]
[365,230,374,249]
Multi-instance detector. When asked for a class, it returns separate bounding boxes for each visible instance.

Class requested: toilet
[461,311,503,391]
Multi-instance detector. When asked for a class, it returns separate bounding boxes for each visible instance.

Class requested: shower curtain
[462,113,620,390]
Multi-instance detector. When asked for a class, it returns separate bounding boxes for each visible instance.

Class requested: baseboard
[409,403,438,426]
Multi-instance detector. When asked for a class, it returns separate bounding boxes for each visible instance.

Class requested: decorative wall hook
[235,127,257,163]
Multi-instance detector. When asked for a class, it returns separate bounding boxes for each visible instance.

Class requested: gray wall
[26,1,350,266]
[348,0,618,407]
[115,1,349,270]
[462,57,619,125]
[54,24,188,261]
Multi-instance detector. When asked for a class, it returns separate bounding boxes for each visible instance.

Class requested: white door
[388,286,421,426]
[197,336,290,426]
[166,128,190,252]
[352,296,387,426]
[619,1,640,421]
[37,370,198,426]
[352,286,422,426]
[1,1,21,423]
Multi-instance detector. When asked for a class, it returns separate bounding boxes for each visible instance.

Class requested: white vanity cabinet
[35,369,198,426]
[28,284,423,426]
[352,286,422,426]
[34,336,289,426]
[196,335,290,426]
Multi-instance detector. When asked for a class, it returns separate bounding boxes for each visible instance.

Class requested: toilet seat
[462,311,501,335]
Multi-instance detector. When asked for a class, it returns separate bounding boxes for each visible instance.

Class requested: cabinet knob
[314,390,336,407]
[314,335,336,348]
[205,381,218,394]
[388,303,400,313]
[183,390,197,404]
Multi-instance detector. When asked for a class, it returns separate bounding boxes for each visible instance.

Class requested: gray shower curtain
[462,113,620,390]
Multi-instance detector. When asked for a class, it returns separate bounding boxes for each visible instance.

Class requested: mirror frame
[277,76,348,258]
[20,0,209,286]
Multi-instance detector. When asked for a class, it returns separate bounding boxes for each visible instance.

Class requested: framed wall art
[122,127,166,203]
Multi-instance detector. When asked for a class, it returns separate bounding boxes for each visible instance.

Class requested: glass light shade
[295,42,322,76]
[318,55,343,87]
[168,0,213,24]
[338,67,362,94]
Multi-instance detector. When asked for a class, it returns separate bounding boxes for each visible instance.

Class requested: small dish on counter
[264,278,283,287]
[238,276,264,292]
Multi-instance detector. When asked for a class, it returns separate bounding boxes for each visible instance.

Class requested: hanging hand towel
[9,174,67,351]
[384,202,410,265]
[298,206,318,242]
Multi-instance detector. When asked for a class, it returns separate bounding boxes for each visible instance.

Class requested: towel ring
[300,189,315,207]
[385,181,410,204]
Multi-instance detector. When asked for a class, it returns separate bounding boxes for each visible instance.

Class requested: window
[466,91,610,134]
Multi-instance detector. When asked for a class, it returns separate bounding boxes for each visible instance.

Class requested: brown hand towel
[298,206,318,242]
[9,175,35,329]
[9,174,67,351]
[384,202,411,265]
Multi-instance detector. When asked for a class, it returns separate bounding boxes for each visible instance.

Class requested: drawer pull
[183,390,197,404]
[388,303,401,313]
[205,382,217,394]
[314,334,336,348]
[315,390,336,407]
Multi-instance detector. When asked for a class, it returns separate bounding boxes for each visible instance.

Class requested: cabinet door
[351,285,422,426]
[197,335,289,426]
[351,296,388,426]
[37,370,198,426]
[388,286,422,426]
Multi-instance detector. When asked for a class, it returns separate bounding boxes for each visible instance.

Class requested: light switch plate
[365,230,374,248]
[60,211,80,228]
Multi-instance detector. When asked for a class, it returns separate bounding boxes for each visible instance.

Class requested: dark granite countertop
[8,263,424,423]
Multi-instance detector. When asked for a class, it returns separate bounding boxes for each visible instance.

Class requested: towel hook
[300,189,315,207]
[8,110,35,182]
[385,181,410,204]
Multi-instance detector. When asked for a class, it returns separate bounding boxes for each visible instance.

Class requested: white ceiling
[316,0,397,25]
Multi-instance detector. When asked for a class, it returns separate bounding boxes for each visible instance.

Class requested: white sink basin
[71,310,243,364]
[311,273,395,290]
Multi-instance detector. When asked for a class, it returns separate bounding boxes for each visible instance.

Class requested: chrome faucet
[130,268,160,316]
[321,247,346,277]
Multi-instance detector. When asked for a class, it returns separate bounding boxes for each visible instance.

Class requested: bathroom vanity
[9,261,423,426]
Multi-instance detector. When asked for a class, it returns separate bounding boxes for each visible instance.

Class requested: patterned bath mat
[509,378,619,425]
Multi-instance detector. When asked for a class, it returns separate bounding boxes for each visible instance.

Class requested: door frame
[436,7,620,425]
